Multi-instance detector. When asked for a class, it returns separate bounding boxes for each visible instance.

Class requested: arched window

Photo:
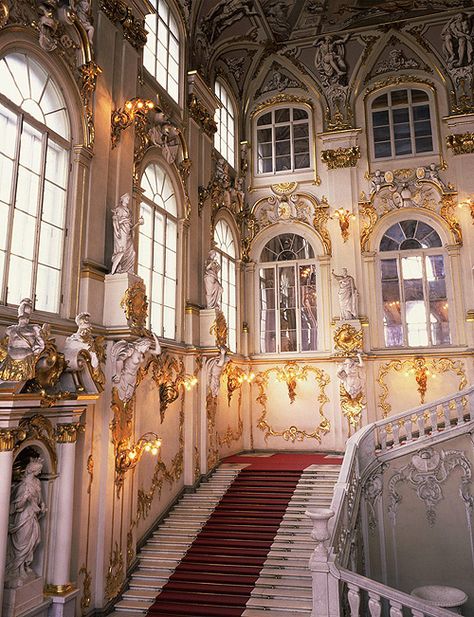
[214,80,235,168]
[213,220,237,352]
[138,163,178,339]
[0,52,70,313]
[379,219,450,347]
[259,233,317,353]
[256,107,310,175]
[371,88,434,160]
[144,0,180,103]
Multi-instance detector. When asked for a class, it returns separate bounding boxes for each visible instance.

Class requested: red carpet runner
[146,453,341,617]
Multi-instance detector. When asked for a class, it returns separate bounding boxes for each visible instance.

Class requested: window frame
[0,53,72,315]
[213,218,238,353]
[253,105,313,177]
[214,79,237,169]
[144,0,182,105]
[375,218,454,350]
[368,87,437,162]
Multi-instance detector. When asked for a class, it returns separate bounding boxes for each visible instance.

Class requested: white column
[46,424,80,594]
[0,430,18,609]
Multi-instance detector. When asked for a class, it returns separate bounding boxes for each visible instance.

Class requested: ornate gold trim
[0,427,26,452]
[86,454,94,494]
[120,280,148,333]
[99,0,147,49]
[447,133,474,156]
[44,583,75,595]
[210,310,228,347]
[251,94,313,118]
[340,384,364,434]
[321,147,361,170]
[105,541,124,601]
[16,415,57,472]
[377,357,467,417]
[255,364,331,443]
[188,94,217,137]
[79,565,92,614]
[111,98,154,148]
[55,422,84,444]
[334,324,363,356]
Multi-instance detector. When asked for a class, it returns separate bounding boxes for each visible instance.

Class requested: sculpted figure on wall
[332,268,358,320]
[0,298,45,382]
[204,249,223,310]
[202,0,259,42]
[6,458,45,586]
[112,335,161,403]
[110,193,144,275]
[64,312,105,386]
[38,3,59,51]
[314,35,349,85]
[148,111,181,164]
[208,346,229,398]
[442,13,473,68]
[337,354,364,400]
[73,0,94,44]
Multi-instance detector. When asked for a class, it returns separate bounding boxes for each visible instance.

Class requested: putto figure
[6,457,45,586]
[332,268,358,320]
[110,193,144,275]
[204,249,223,310]
[0,298,45,382]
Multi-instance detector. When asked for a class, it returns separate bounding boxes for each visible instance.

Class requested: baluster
[347,583,361,617]
[455,397,464,423]
[368,592,382,617]
[443,401,451,429]
[405,418,413,442]
[392,422,400,446]
[389,600,403,617]
[380,426,387,452]
[430,407,438,433]
[417,413,425,438]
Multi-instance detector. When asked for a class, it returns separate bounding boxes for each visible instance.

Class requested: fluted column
[45,423,82,594]
[0,428,24,608]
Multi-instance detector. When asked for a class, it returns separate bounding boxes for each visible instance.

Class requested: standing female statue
[110,193,143,275]
[6,458,45,585]
[204,249,223,310]
[332,268,358,320]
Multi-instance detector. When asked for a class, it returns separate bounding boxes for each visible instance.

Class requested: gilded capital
[0,427,26,452]
[55,423,84,444]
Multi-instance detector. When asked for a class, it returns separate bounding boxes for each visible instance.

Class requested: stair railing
[307,385,474,617]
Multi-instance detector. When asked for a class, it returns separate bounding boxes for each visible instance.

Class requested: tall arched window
[255,107,310,175]
[0,52,70,313]
[144,0,180,103]
[213,220,237,352]
[371,88,434,160]
[259,233,317,353]
[214,81,236,168]
[379,219,450,347]
[138,163,178,339]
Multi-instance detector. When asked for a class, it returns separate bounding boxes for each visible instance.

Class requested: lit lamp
[458,197,474,224]
[226,365,255,405]
[182,375,198,391]
[111,97,155,148]
[116,431,162,477]
[332,208,356,242]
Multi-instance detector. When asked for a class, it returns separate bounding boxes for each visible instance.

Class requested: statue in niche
[6,457,45,586]
[110,193,144,275]
[442,13,473,68]
[111,335,161,403]
[208,346,229,398]
[0,298,45,382]
[337,354,364,400]
[314,34,350,85]
[215,157,233,207]
[204,249,223,310]
[148,111,180,164]
[332,268,358,320]
[73,0,94,44]
[202,0,259,42]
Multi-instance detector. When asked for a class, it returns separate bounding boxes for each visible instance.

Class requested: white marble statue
[111,335,160,402]
[74,0,94,44]
[371,169,384,193]
[314,35,349,85]
[110,193,144,275]
[204,249,223,310]
[0,298,45,382]
[64,312,99,372]
[332,268,358,320]
[337,354,364,399]
[148,111,180,164]
[442,13,473,68]
[6,458,45,586]
[208,346,229,398]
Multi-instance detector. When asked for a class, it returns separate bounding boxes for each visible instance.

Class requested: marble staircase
[109,462,340,617]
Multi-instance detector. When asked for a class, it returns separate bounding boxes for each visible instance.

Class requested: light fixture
[458,197,474,224]
[182,375,198,391]
[226,364,255,405]
[331,208,356,242]
[111,97,155,148]
[115,432,162,479]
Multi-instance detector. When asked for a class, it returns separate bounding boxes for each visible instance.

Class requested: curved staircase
[110,454,341,617]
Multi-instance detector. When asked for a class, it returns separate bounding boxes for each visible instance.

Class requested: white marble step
[246,596,312,611]
[114,598,151,613]
[256,576,312,589]
[251,586,312,600]
[243,610,310,617]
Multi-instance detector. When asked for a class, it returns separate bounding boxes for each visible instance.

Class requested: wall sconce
[115,432,161,493]
[226,364,255,405]
[182,375,198,391]
[111,97,155,148]
[403,357,431,404]
[331,208,356,242]
[276,361,307,404]
[458,197,474,224]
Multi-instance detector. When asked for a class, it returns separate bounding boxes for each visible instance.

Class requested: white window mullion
[421,252,433,346]
[397,256,409,347]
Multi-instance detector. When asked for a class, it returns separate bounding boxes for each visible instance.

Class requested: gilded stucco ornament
[321,146,360,170]
[210,310,228,348]
[447,132,474,155]
[199,156,245,220]
[0,428,26,452]
[255,364,331,443]
[377,357,467,418]
[79,565,92,614]
[16,415,57,473]
[55,422,85,443]
[105,541,124,601]
[333,323,363,356]
[188,94,217,137]
[99,0,147,49]
[121,280,148,334]
[111,98,154,149]
[337,355,365,434]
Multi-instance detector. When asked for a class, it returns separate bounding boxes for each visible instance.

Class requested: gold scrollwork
[0,427,26,452]
[79,565,92,615]
[334,323,363,356]
[78,61,101,148]
[207,392,219,469]
[377,357,467,417]
[188,94,217,137]
[255,364,331,443]
[440,194,462,245]
[251,94,312,118]
[340,385,364,434]
[16,415,57,472]
[194,445,200,482]
[359,200,378,252]
[105,541,124,601]
[55,422,84,444]
[111,97,154,148]
[120,280,148,333]
[321,147,361,170]
[138,352,188,422]
[210,310,228,348]
[313,198,332,256]
[0,1,9,28]
[99,0,147,49]
[86,454,94,494]
[447,133,474,156]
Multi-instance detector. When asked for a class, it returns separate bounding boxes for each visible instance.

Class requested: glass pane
[381,259,403,347]
[393,122,410,139]
[166,219,177,250]
[138,233,152,268]
[15,167,40,215]
[294,154,310,169]
[165,248,176,277]
[279,266,296,308]
[38,222,63,268]
[372,110,389,127]
[406,300,428,346]
[275,108,290,123]
[372,94,388,108]
[414,120,432,137]
[7,255,32,305]
[391,90,408,105]
[35,265,60,312]
[45,142,68,188]
[374,142,391,158]
[150,301,162,334]
[413,105,430,121]
[0,154,14,204]
[163,306,175,339]
[430,300,450,345]
[275,126,290,140]
[392,108,409,124]
[275,156,291,171]
[0,104,19,158]
[19,123,43,174]
[374,126,390,142]
[415,136,433,153]
[394,139,412,156]
[0,203,9,250]
[257,112,272,126]
[42,181,66,227]
[300,265,317,351]
[411,89,429,103]
[11,210,35,259]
